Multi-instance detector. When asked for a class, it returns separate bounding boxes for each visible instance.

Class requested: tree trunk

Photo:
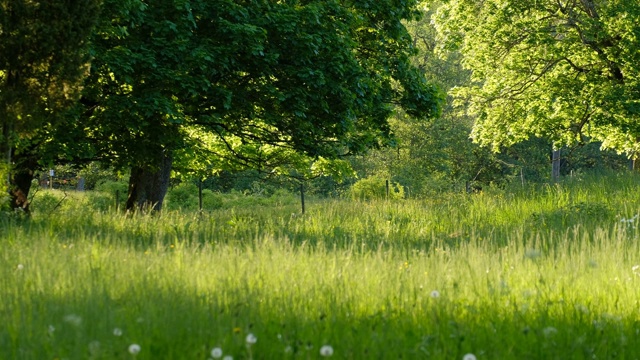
[8,152,38,213]
[125,151,172,212]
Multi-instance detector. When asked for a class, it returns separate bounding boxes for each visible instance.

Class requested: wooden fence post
[198,178,203,211]
[300,183,305,214]
[385,179,390,200]
[551,148,561,182]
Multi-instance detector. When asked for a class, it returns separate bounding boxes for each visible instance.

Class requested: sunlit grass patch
[2,172,640,358]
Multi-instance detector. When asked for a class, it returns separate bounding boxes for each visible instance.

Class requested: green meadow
[2,173,640,359]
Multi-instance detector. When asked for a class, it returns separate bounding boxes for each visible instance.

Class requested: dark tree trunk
[8,152,38,213]
[125,151,172,212]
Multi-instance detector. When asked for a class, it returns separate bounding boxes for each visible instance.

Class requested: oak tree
[79,0,443,210]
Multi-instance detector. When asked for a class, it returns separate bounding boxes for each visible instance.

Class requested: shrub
[89,180,128,211]
[349,174,404,201]
[166,182,199,211]
[30,192,64,214]
[201,189,223,210]
[0,163,8,212]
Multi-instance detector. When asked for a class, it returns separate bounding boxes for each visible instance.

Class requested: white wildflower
[211,347,223,358]
[128,343,141,355]
[463,353,477,360]
[320,345,334,357]
[245,333,257,345]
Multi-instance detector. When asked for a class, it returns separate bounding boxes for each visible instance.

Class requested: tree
[0,0,101,211]
[433,0,640,155]
[77,0,443,210]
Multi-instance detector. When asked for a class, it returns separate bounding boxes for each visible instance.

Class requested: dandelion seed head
[430,290,440,298]
[245,333,257,345]
[128,343,141,355]
[89,341,101,356]
[320,345,334,357]
[222,356,233,360]
[16,264,24,270]
[285,345,293,353]
[48,325,55,334]
[463,353,477,360]
[211,347,223,358]
[63,314,82,327]
[543,326,558,336]
[113,328,122,336]
[525,249,541,260]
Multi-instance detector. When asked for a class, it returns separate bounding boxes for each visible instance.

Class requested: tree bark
[125,150,172,212]
[8,151,38,212]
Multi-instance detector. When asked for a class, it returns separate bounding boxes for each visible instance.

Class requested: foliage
[165,183,200,211]
[350,3,518,193]
[350,173,405,200]
[77,163,124,190]
[0,0,101,209]
[70,0,443,209]
[0,162,7,211]
[166,181,299,211]
[434,0,640,154]
[89,180,128,211]
[29,192,63,215]
[352,2,631,192]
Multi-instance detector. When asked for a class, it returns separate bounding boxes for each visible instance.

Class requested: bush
[166,182,199,211]
[349,174,404,201]
[202,189,223,210]
[78,163,124,190]
[30,192,64,214]
[88,180,128,211]
[0,163,8,212]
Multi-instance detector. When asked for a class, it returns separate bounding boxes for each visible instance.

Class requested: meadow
[2,173,640,359]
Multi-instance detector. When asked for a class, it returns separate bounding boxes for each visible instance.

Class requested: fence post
[385,179,390,200]
[198,178,203,211]
[551,148,561,182]
[300,182,305,214]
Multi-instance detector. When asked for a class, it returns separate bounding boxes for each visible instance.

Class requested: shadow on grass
[2,282,639,360]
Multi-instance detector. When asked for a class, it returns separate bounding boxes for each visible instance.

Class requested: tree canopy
[72,0,443,209]
[0,0,101,210]
[434,0,640,154]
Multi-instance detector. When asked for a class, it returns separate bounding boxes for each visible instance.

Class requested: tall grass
[2,172,640,359]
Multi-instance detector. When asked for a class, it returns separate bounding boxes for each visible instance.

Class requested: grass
[2,172,640,359]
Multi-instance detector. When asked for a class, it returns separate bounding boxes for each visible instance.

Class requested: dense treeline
[2,0,638,212]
